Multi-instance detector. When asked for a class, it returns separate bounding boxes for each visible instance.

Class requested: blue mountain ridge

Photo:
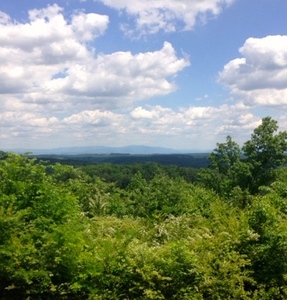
[5,145,209,155]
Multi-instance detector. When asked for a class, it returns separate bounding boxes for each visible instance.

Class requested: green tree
[199,136,251,199]
[209,135,241,174]
[243,117,287,193]
[0,154,88,299]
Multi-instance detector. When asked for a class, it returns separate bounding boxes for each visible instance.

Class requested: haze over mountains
[5,145,208,155]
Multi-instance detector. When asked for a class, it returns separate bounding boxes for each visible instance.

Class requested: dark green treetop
[202,117,287,196]
[209,135,241,174]
[243,116,287,192]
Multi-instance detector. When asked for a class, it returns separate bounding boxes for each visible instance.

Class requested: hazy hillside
[5,145,204,155]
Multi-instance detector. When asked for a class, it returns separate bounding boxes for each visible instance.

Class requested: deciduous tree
[243,117,287,193]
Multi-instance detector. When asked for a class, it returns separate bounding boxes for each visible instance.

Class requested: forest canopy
[1,117,287,299]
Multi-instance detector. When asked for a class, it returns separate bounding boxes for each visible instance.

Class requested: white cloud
[63,110,122,127]
[0,4,189,121]
[0,5,96,49]
[0,4,107,96]
[0,99,257,149]
[0,111,59,144]
[96,0,235,35]
[219,35,287,106]
[131,106,157,119]
[71,11,109,41]
[52,41,189,108]
[0,11,10,24]
[1,2,279,151]
[127,102,256,147]
[0,4,192,149]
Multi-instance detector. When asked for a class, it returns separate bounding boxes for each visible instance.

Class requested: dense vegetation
[34,153,210,169]
[1,117,287,299]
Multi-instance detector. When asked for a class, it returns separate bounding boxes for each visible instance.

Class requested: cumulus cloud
[0,110,59,146]
[0,5,189,113]
[96,0,235,35]
[0,98,258,149]
[127,102,256,146]
[219,35,287,106]
[24,102,251,149]
[53,41,189,108]
[71,11,109,41]
[63,110,122,127]
[0,2,274,151]
[0,4,107,96]
[0,5,108,50]
[0,4,193,148]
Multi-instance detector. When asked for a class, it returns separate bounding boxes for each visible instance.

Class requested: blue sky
[0,0,287,151]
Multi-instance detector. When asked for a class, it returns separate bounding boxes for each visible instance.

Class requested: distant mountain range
[4,145,208,155]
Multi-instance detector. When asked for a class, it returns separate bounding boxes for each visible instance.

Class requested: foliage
[80,162,199,188]
[200,117,287,198]
[209,135,241,174]
[0,154,87,299]
[1,117,287,299]
[243,117,287,193]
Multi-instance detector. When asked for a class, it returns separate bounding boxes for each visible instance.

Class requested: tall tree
[209,135,241,174]
[199,136,250,197]
[243,117,287,193]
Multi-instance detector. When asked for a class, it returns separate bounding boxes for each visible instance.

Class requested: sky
[0,0,287,151]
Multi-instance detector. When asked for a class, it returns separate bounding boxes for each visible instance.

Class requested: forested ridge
[33,153,210,169]
[1,117,287,299]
